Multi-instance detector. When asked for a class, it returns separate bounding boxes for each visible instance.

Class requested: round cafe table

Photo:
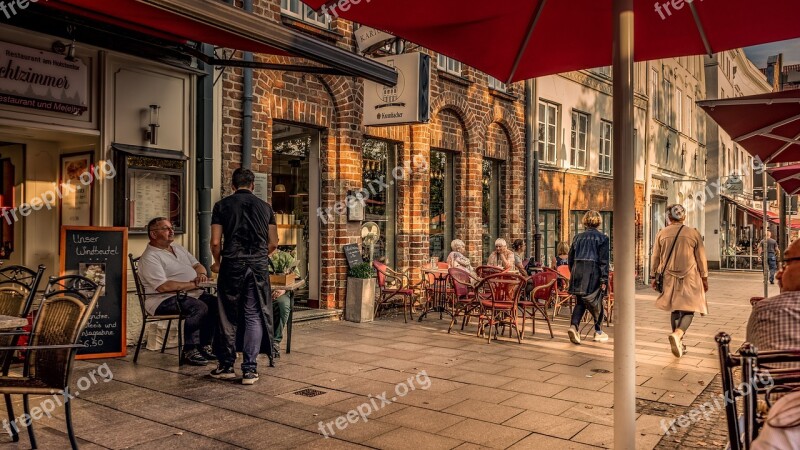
[0,315,27,330]
[418,267,452,321]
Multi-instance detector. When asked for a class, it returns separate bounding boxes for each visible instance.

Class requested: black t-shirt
[211,189,276,259]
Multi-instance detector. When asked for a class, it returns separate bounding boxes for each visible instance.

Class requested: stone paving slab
[0,271,771,449]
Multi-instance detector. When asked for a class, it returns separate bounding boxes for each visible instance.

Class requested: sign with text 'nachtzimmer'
[0,41,88,115]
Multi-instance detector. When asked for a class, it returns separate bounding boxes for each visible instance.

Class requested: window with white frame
[538,101,558,164]
[600,121,612,174]
[437,54,463,76]
[281,0,329,28]
[488,76,507,92]
[663,77,673,127]
[651,68,660,121]
[676,89,683,133]
[571,111,589,169]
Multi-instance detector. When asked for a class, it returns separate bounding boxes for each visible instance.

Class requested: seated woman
[447,239,475,276]
[511,239,528,274]
[487,238,516,271]
[552,241,570,269]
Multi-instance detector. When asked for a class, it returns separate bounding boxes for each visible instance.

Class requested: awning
[768,163,800,195]
[698,91,800,164]
[44,0,397,86]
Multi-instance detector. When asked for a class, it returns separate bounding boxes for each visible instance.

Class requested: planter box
[345,277,376,323]
[270,273,296,286]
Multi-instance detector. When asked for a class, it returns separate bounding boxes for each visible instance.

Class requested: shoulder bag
[654,225,684,293]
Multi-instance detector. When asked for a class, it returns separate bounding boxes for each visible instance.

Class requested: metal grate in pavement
[293,388,327,397]
[591,368,612,374]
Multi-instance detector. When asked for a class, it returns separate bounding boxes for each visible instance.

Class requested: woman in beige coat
[650,204,709,358]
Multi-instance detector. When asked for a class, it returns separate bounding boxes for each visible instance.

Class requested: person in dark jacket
[567,210,610,344]
[210,168,279,385]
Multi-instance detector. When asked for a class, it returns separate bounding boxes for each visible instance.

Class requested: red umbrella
[769,163,800,195]
[304,0,800,82]
[301,1,800,447]
[699,91,800,164]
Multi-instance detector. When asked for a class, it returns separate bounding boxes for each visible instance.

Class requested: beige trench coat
[651,223,709,315]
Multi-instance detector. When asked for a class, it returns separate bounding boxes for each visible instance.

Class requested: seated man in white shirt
[139,217,217,366]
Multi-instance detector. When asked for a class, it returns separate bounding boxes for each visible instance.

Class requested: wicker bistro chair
[129,254,190,365]
[0,265,46,369]
[518,271,557,339]
[475,265,505,278]
[373,261,415,323]
[0,275,100,449]
[475,272,527,344]
[447,267,482,333]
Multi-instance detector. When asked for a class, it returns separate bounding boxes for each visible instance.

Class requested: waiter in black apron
[209,168,278,385]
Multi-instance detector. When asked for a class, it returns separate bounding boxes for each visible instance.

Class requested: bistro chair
[0,265,46,369]
[518,271,557,339]
[129,254,187,365]
[475,272,527,344]
[0,275,100,449]
[373,261,415,323]
[447,267,481,333]
[475,265,504,278]
[552,265,575,320]
[604,271,615,326]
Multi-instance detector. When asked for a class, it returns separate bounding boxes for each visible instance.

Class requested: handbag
[655,225,684,293]
[581,287,605,324]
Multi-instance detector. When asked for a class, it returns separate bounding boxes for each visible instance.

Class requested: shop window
[362,138,398,267]
[113,145,186,234]
[482,159,502,262]
[539,210,560,265]
[430,149,455,262]
[0,159,14,259]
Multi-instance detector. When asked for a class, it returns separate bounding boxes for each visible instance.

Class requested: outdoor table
[0,315,27,330]
[418,267,452,321]
[198,279,305,354]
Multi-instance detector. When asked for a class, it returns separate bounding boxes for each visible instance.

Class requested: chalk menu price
[60,226,128,359]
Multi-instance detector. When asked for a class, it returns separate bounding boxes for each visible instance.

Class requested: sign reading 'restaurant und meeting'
[363,52,430,126]
[0,41,88,115]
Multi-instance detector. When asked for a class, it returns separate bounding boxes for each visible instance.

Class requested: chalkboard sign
[343,244,364,269]
[60,226,128,359]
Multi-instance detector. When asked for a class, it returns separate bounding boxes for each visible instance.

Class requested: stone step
[292,307,342,323]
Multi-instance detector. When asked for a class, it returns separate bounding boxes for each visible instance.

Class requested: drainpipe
[196,43,214,269]
[242,0,254,169]
[525,79,542,263]
[643,64,653,283]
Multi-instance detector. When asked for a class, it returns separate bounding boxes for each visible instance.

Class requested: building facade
[704,50,772,270]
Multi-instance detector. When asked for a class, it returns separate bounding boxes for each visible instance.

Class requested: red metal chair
[518,271,557,338]
[476,265,504,278]
[552,265,575,320]
[373,261,415,323]
[447,267,481,333]
[475,272,527,343]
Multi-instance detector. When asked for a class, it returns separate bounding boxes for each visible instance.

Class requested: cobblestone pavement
[1,271,774,449]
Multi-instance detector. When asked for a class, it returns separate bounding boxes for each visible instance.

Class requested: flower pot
[270,273,296,286]
[345,277,376,323]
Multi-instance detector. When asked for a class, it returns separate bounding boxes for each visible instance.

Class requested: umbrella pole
[612,0,636,448]
[763,170,769,297]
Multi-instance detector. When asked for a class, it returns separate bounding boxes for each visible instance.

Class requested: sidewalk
[1,271,774,449]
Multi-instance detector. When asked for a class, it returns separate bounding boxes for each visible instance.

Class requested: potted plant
[269,250,297,285]
[345,262,376,323]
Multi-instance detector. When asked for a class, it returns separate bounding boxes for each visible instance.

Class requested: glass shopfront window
[362,138,397,267]
[430,149,455,262]
[482,159,501,262]
[539,210,560,265]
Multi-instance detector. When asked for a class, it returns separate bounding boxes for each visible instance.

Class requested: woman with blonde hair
[650,204,708,358]
[567,210,610,344]
[447,239,475,275]
[553,241,570,269]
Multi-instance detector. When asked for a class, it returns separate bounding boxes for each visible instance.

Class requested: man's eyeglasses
[149,226,174,232]
[780,256,800,270]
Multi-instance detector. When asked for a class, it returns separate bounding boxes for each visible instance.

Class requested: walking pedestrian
[758,230,779,284]
[650,204,709,358]
[567,210,610,344]
[210,168,279,385]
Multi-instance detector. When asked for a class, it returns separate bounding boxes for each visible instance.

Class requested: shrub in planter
[269,250,298,285]
[346,263,376,322]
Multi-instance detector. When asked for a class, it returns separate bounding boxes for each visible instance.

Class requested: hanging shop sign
[0,41,88,115]
[363,52,430,126]
[355,26,395,54]
[723,175,744,195]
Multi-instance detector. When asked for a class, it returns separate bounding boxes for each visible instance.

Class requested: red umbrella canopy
[699,91,800,165]
[303,0,800,82]
[768,163,800,195]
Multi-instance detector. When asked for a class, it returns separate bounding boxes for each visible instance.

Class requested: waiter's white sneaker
[593,331,609,342]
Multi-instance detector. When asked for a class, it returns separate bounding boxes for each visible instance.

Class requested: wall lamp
[144,104,160,145]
